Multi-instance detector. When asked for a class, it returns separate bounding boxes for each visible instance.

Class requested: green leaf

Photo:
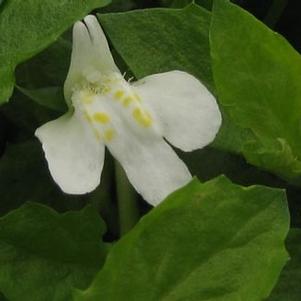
[179,147,284,188]
[1,90,61,141]
[75,176,289,301]
[16,36,72,90]
[99,4,214,89]
[17,86,67,112]
[210,0,301,185]
[0,203,109,301]
[13,37,71,112]
[268,228,301,301]
[0,0,110,104]
[212,108,256,154]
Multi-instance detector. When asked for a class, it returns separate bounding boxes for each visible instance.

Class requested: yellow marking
[93,112,111,124]
[93,129,101,141]
[104,128,116,142]
[114,90,125,101]
[123,96,134,107]
[83,112,93,123]
[132,107,152,127]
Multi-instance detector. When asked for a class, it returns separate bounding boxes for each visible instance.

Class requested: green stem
[115,160,140,236]
[264,0,288,29]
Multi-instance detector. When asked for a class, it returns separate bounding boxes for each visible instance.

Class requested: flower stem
[115,160,140,236]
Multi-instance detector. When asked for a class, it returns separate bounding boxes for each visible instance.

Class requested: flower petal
[64,15,119,103]
[35,113,105,194]
[64,21,92,104]
[107,128,192,206]
[84,15,118,72]
[134,71,222,151]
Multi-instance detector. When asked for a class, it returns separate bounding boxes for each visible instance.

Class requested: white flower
[35,15,222,206]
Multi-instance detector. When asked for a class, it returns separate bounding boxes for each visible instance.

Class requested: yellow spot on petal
[123,96,134,107]
[132,107,152,127]
[114,90,125,101]
[104,128,116,142]
[93,112,111,124]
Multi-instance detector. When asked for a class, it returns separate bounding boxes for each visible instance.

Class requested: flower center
[71,71,154,143]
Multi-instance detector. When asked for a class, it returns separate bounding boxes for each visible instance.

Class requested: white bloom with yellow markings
[35,15,222,206]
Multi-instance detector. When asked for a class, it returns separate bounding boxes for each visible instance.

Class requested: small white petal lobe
[134,71,222,152]
[35,113,105,194]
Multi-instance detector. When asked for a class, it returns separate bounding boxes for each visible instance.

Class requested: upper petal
[64,15,119,103]
[134,71,222,152]
[35,113,105,194]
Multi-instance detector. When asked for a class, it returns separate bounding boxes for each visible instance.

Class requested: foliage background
[0,0,300,300]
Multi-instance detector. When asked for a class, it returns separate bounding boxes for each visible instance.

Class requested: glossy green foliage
[75,177,289,301]
[0,1,297,299]
[210,0,301,185]
[0,203,109,301]
[99,4,213,89]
